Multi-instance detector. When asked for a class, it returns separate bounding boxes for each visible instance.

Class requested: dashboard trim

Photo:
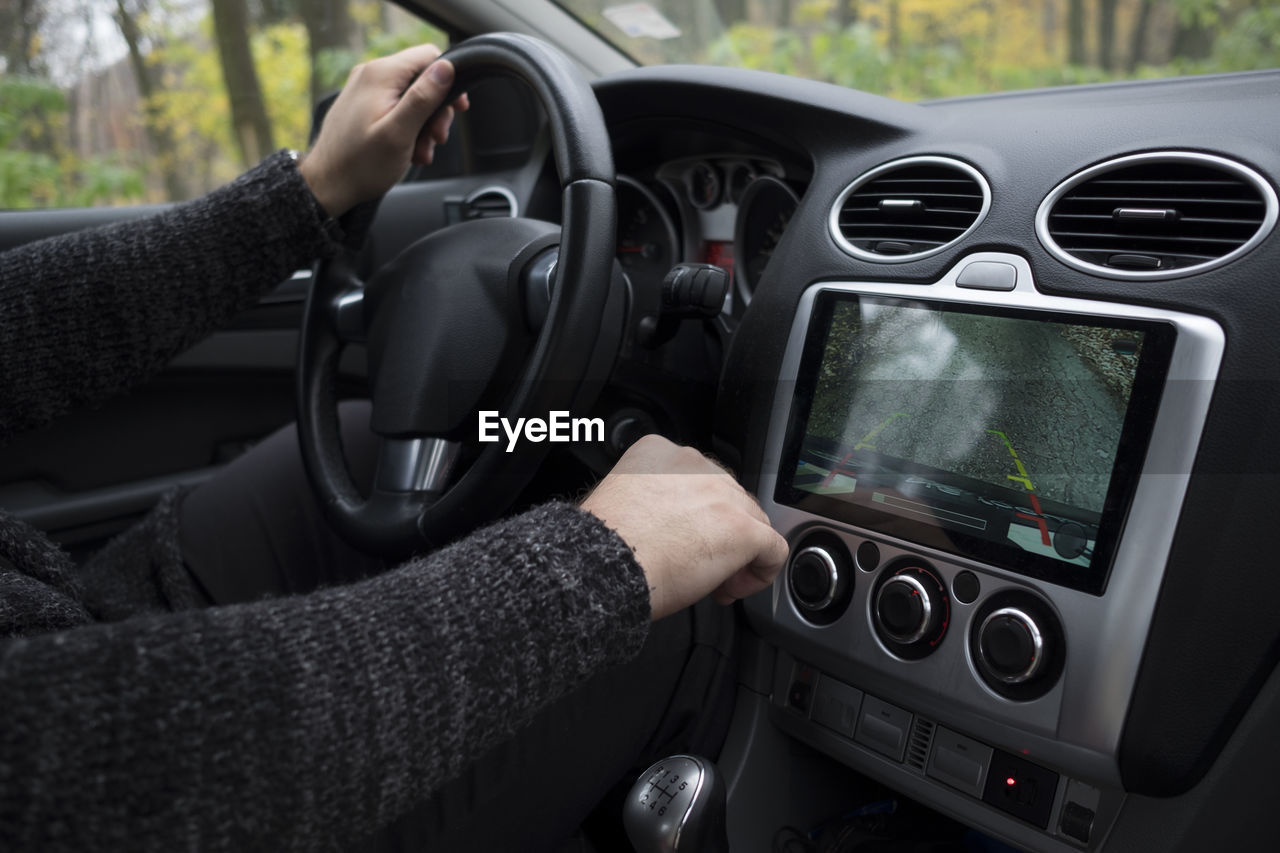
[1034,150,1279,281]
[828,155,993,263]
[749,252,1225,789]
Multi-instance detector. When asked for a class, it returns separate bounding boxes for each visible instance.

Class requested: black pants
[178,402,737,851]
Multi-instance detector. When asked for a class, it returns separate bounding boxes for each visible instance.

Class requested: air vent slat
[1051,230,1249,247]
[831,157,990,261]
[848,192,985,203]
[1068,249,1220,264]
[1051,213,1263,227]
[1057,195,1263,207]
[1038,153,1276,278]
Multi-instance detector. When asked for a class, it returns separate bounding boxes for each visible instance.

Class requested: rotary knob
[790,547,840,611]
[969,590,1064,700]
[977,607,1046,685]
[872,565,949,659]
[786,532,854,625]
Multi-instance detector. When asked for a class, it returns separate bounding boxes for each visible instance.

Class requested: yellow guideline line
[987,429,1050,545]
[987,429,1037,491]
[854,412,909,451]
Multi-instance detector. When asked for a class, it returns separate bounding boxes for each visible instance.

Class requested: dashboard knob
[876,574,932,644]
[872,565,949,658]
[789,546,840,611]
[977,607,1046,684]
[786,532,854,625]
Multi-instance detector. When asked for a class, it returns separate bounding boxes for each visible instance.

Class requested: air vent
[1037,152,1277,280]
[829,156,991,262]
[906,716,935,772]
[464,186,518,220]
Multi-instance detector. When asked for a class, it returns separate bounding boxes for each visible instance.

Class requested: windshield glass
[556,1,1280,101]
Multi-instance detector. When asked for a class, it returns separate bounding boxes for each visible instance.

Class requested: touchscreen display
[776,294,1174,594]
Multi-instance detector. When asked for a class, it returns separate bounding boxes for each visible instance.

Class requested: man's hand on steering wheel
[298,44,469,218]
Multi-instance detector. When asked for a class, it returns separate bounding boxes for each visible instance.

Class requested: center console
[747,253,1224,850]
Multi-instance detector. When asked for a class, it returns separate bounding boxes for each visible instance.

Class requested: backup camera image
[788,299,1149,573]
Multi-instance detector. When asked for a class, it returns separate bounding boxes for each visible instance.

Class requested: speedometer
[617,176,680,295]
[734,175,799,303]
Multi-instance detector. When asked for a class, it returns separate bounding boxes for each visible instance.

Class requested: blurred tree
[1068,0,1087,64]
[113,0,188,201]
[1,0,44,75]
[1128,0,1155,71]
[1098,0,1118,69]
[0,77,143,208]
[714,0,748,26]
[212,0,275,167]
[1172,0,1216,61]
[298,0,359,104]
[834,0,859,28]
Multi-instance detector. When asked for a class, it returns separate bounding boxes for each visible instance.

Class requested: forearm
[0,151,343,439]
[0,502,649,851]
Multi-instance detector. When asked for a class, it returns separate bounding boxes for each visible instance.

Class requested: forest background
[2,0,1278,209]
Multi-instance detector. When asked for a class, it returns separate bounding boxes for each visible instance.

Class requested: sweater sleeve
[0,150,346,439]
[0,501,651,851]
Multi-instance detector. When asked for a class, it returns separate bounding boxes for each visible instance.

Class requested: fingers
[411,105,453,165]
[713,518,788,605]
[384,58,456,140]
[383,43,444,84]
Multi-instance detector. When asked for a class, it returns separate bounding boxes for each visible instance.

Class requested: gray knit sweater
[0,152,651,850]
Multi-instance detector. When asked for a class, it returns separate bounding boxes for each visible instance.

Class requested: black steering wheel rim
[297,33,617,557]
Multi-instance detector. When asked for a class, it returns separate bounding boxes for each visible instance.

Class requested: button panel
[981,749,1061,829]
[855,694,913,762]
[776,657,1110,850]
[811,676,863,738]
[956,260,1017,290]
[927,727,993,798]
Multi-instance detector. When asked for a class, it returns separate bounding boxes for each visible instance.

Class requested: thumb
[384,59,456,141]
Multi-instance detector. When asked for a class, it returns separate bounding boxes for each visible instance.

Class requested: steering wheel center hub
[363,217,561,438]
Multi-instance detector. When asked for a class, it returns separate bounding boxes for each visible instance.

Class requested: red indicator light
[1006,777,1017,786]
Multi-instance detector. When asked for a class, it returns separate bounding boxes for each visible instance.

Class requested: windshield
[556,0,1280,101]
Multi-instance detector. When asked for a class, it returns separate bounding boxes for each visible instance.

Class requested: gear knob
[623,754,729,853]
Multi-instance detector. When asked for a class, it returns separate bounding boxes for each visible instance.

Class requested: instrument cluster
[615,156,803,310]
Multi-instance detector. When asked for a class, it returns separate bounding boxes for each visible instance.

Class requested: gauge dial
[684,161,722,210]
[734,175,800,303]
[617,176,680,295]
[726,162,756,205]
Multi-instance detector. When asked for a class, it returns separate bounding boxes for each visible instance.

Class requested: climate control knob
[786,531,854,625]
[977,608,1045,684]
[790,547,841,611]
[871,564,949,659]
[969,590,1064,701]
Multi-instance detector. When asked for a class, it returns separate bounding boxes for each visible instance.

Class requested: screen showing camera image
[785,296,1163,589]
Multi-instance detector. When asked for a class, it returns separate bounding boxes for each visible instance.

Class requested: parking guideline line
[854,411,909,451]
[820,411,910,486]
[989,429,1052,547]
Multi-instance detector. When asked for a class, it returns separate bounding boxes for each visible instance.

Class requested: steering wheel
[297,33,617,557]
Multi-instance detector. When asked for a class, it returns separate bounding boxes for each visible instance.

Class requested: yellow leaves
[253,23,311,152]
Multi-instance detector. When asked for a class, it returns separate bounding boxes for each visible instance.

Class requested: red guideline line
[1016,493,1051,546]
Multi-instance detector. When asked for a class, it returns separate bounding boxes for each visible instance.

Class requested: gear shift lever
[623,754,729,853]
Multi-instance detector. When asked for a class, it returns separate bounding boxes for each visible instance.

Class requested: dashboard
[585,66,1280,852]
[614,154,801,312]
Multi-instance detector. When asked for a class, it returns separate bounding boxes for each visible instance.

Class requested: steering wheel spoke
[376,437,461,494]
[331,286,365,344]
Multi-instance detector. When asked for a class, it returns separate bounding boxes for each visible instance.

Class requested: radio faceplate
[748,253,1224,787]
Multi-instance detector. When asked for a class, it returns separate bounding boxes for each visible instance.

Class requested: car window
[557,0,1280,100]
[0,0,447,210]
